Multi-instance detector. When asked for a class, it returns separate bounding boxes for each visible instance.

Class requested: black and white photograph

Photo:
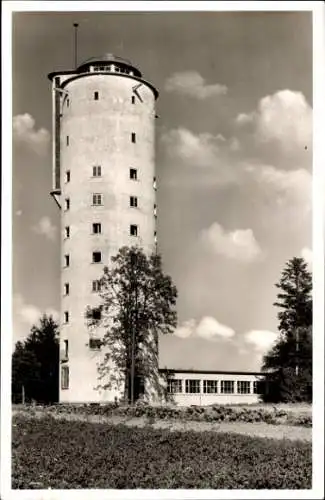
[1,1,324,497]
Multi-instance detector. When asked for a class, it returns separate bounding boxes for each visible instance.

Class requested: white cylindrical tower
[49,54,159,403]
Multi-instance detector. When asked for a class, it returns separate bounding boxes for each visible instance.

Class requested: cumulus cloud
[301,247,313,267]
[14,294,41,326]
[247,164,312,212]
[174,316,235,341]
[201,222,263,263]
[32,216,57,241]
[13,113,50,156]
[14,294,59,331]
[236,113,254,126]
[236,90,312,152]
[244,329,279,352]
[165,71,227,99]
[161,127,220,167]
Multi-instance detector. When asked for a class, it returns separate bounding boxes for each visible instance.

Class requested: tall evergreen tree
[12,314,59,404]
[262,257,312,402]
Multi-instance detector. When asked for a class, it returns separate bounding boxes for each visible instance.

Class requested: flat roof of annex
[48,53,158,99]
[159,369,264,376]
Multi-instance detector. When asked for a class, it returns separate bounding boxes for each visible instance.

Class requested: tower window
[66,136,69,146]
[130,196,138,208]
[89,338,102,350]
[66,170,70,183]
[64,311,69,323]
[130,168,137,180]
[154,230,157,244]
[92,165,102,177]
[130,224,138,237]
[154,204,157,217]
[61,366,69,390]
[92,280,101,292]
[92,193,103,206]
[131,132,136,143]
[91,308,102,321]
[131,95,135,104]
[65,198,70,211]
[94,91,99,100]
[67,98,70,108]
[64,254,70,267]
[153,177,157,190]
[92,223,102,234]
[64,283,70,295]
[92,251,102,263]
[64,339,69,359]
[65,226,70,239]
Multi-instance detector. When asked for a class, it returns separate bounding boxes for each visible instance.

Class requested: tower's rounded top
[76,53,142,77]
[79,53,133,66]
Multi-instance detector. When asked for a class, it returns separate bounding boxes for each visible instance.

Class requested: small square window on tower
[94,91,99,100]
[93,165,102,177]
[131,95,135,104]
[130,168,137,180]
[65,226,70,239]
[131,132,136,143]
[67,98,70,108]
[92,251,102,263]
[130,196,138,208]
[130,224,138,237]
[66,170,70,183]
[89,338,102,350]
[65,198,70,211]
[64,254,70,267]
[92,193,103,206]
[64,283,70,295]
[91,308,102,321]
[92,223,102,234]
[64,311,69,323]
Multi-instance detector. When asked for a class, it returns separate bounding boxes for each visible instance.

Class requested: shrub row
[12,414,312,489]
[14,402,312,427]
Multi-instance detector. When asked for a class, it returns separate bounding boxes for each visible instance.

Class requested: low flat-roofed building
[159,369,266,405]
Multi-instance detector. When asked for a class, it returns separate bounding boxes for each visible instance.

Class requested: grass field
[12,413,312,489]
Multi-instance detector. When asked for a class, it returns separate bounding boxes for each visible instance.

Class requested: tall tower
[48,54,159,403]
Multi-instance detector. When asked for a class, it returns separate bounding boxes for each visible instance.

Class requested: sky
[11,9,313,372]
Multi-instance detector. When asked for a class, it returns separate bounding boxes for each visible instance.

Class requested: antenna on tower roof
[73,23,79,69]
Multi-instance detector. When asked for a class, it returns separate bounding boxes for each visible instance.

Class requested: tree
[12,314,59,404]
[262,257,312,402]
[86,246,178,404]
[274,257,312,333]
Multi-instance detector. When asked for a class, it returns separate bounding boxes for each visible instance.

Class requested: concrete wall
[165,372,264,406]
[55,70,157,402]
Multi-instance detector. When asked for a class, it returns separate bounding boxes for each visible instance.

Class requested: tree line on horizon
[12,249,312,405]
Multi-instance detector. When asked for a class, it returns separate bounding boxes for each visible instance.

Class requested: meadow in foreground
[12,414,311,489]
